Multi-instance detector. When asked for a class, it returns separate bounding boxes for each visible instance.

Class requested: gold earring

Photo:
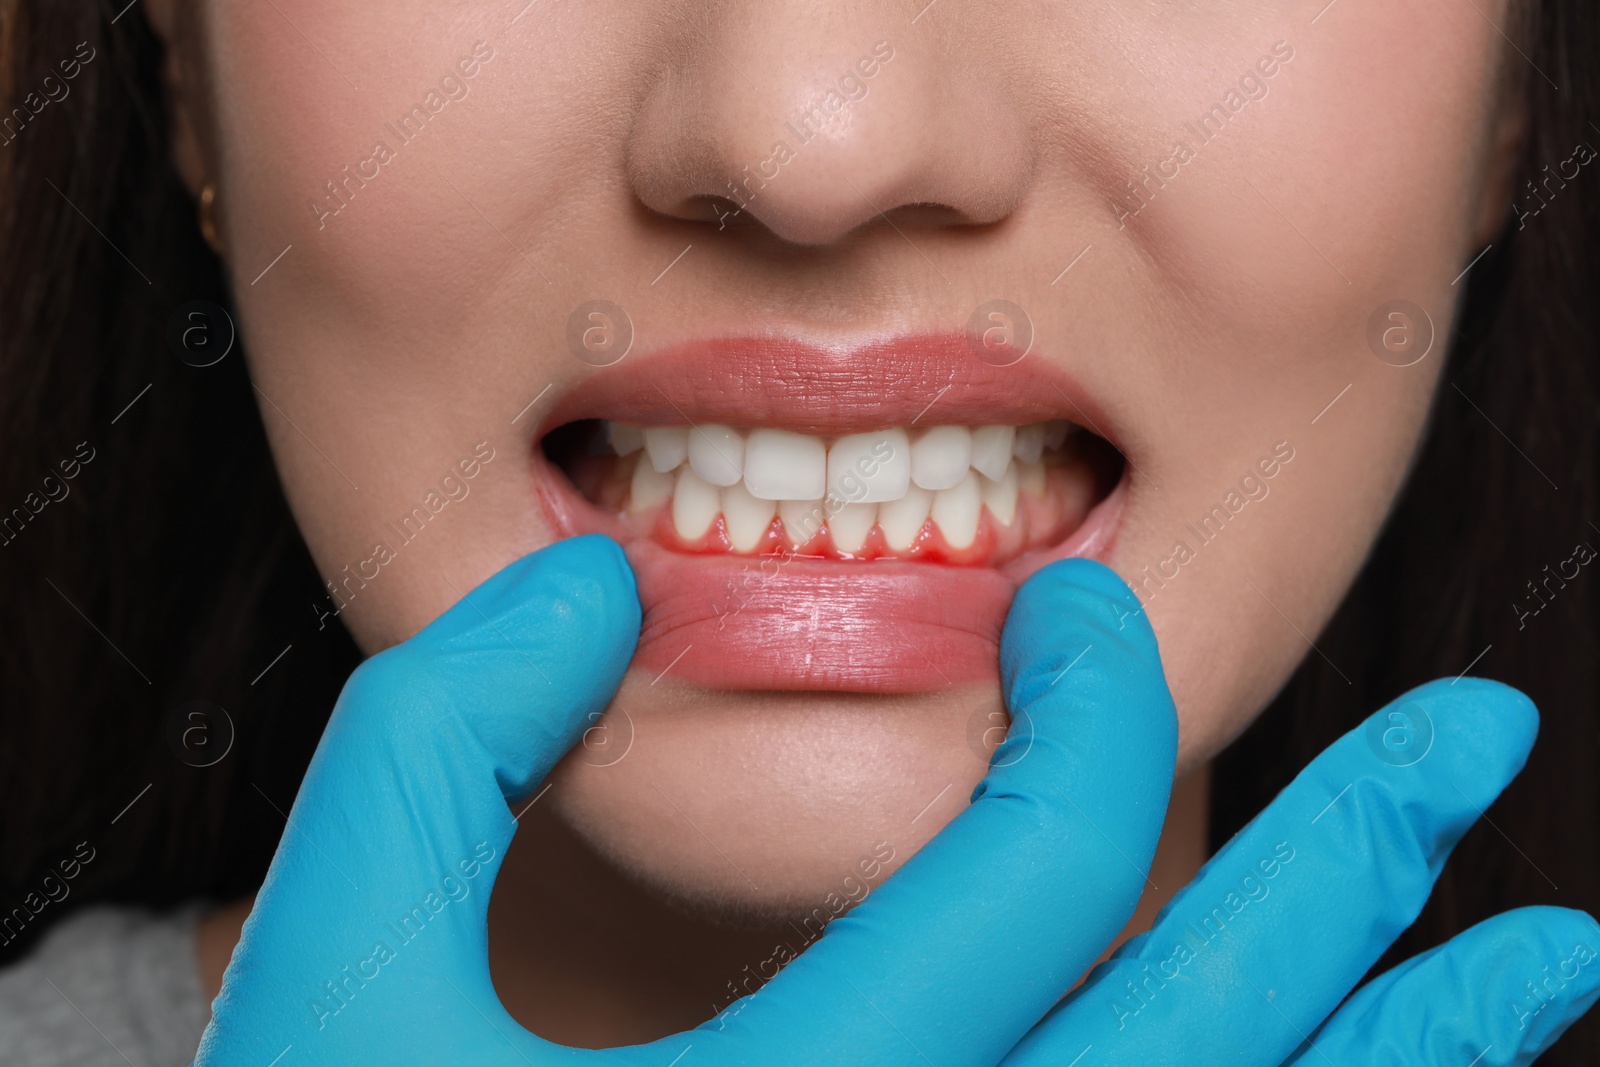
[198,181,223,255]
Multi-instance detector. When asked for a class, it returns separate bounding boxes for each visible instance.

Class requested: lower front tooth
[828,501,877,553]
[779,498,824,546]
[1017,459,1047,498]
[980,465,1019,526]
[629,456,675,512]
[931,470,981,549]
[878,485,933,550]
[722,483,776,552]
[672,467,721,540]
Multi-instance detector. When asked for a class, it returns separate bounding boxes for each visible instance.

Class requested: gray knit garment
[0,905,212,1066]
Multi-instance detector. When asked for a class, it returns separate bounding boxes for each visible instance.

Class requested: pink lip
[536,333,1130,693]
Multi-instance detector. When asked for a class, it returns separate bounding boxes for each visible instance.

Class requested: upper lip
[540,332,1123,441]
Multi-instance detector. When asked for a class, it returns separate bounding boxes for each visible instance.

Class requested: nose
[625,8,1035,247]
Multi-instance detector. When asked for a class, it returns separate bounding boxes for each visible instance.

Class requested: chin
[548,681,1001,921]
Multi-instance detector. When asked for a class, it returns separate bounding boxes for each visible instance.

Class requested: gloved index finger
[672,559,1178,1067]
[1006,675,1540,1067]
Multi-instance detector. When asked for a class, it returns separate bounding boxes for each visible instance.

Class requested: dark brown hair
[0,0,359,943]
[1,0,1596,1060]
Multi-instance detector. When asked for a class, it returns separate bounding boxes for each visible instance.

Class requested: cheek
[204,4,604,651]
[1126,14,1501,339]
[208,3,522,341]
[1094,12,1506,769]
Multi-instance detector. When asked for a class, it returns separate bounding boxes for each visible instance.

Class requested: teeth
[1012,424,1045,465]
[828,429,911,504]
[828,501,877,553]
[980,465,1019,526]
[643,426,690,473]
[688,424,744,487]
[722,482,776,551]
[931,471,982,549]
[969,426,1016,481]
[629,457,675,513]
[744,428,826,501]
[878,485,933,550]
[910,426,972,491]
[672,466,721,540]
[779,498,824,545]
[1017,459,1047,498]
[608,422,644,456]
[615,420,1073,551]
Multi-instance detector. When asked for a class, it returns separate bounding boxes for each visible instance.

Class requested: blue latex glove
[195,537,1598,1065]
[997,602,1600,1065]
[195,536,1178,1066]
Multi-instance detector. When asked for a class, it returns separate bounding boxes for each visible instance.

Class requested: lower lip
[617,476,1129,693]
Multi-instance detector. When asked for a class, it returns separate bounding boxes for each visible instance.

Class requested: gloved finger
[197,535,639,1065]
[674,559,1178,1067]
[1004,676,1539,1067]
[1284,906,1600,1066]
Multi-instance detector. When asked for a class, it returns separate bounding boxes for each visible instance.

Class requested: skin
[151,0,1526,1047]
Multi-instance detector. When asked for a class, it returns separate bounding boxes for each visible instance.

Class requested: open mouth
[533,335,1131,693]
[545,418,1122,564]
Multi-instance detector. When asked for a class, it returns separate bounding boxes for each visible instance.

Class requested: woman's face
[152,0,1520,912]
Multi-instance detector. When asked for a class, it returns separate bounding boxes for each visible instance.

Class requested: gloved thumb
[197,535,639,1063]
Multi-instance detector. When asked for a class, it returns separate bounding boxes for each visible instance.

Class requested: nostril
[680,194,766,233]
[886,203,984,230]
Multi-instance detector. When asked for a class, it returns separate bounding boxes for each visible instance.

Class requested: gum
[600,457,1100,566]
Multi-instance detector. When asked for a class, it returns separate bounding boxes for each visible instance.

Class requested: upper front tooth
[931,470,982,549]
[1012,424,1045,465]
[672,467,721,540]
[828,429,910,503]
[643,426,690,472]
[743,428,826,501]
[1042,420,1071,451]
[688,424,744,486]
[911,426,972,491]
[608,422,644,456]
[722,482,776,551]
[969,426,1016,481]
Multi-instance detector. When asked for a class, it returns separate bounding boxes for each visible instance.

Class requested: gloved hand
[997,589,1600,1066]
[194,536,1599,1066]
[195,535,1179,1066]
